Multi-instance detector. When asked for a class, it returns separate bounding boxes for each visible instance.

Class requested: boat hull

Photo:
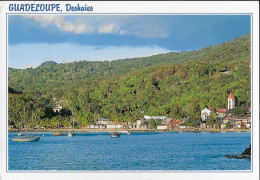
[53,133,63,136]
[12,135,40,142]
[110,132,120,138]
[68,132,76,137]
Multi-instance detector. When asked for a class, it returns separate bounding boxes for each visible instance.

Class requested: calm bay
[8,131,251,171]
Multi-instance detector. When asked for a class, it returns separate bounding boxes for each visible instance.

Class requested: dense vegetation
[8,34,251,129]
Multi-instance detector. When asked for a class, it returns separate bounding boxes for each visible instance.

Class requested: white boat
[68,130,76,137]
[18,132,24,136]
[12,110,40,142]
[12,135,40,142]
[110,132,120,138]
[68,111,76,137]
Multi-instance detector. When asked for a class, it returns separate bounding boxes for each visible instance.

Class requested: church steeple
[228,91,235,110]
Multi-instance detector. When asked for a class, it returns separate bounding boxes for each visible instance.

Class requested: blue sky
[8,15,250,69]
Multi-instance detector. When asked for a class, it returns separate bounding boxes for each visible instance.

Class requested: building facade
[228,91,235,110]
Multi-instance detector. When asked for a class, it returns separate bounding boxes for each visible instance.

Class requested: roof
[208,108,214,111]
[144,116,167,120]
[170,120,183,125]
[228,92,235,99]
[107,121,120,125]
[165,118,173,124]
[216,108,228,113]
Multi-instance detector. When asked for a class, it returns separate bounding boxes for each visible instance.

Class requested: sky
[8,15,251,69]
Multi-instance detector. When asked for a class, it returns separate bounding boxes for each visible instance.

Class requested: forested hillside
[8,34,251,128]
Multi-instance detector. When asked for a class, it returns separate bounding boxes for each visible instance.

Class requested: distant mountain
[38,61,57,68]
[8,34,250,95]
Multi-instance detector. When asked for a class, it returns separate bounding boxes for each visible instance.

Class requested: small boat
[18,132,24,136]
[68,112,76,137]
[12,110,40,142]
[12,135,40,142]
[110,132,120,138]
[179,131,184,133]
[126,131,131,135]
[53,132,63,136]
[68,130,76,137]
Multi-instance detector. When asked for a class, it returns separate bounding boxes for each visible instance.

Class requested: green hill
[37,61,57,68]
[8,34,251,128]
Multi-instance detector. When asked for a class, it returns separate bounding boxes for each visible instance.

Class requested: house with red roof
[169,119,183,130]
[216,108,228,118]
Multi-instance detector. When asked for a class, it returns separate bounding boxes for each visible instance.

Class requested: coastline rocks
[241,144,251,156]
[225,144,251,160]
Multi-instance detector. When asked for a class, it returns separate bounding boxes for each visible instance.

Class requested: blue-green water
[8,131,251,170]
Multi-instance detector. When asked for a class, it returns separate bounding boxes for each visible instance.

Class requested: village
[51,91,251,132]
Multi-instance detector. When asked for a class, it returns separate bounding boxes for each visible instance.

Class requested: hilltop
[38,61,57,68]
[8,34,250,95]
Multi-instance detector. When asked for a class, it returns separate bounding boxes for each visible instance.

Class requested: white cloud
[98,24,120,34]
[22,15,169,38]
[23,15,93,34]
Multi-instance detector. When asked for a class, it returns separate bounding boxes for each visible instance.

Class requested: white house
[106,121,123,129]
[95,118,110,128]
[53,104,63,113]
[157,125,167,130]
[144,116,167,120]
[201,108,214,120]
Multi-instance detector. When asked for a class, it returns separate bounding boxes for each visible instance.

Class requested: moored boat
[68,112,76,137]
[53,132,63,136]
[110,132,120,138]
[68,130,76,137]
[12,135,40,142]
[12,110,40,142]
[18,132,24,136]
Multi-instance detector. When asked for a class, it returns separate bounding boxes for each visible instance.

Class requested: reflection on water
[8,132,251,170]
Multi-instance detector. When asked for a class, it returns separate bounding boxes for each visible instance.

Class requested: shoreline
[9,128,251,133]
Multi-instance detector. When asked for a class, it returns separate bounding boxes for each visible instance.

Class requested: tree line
[8,34,251,129]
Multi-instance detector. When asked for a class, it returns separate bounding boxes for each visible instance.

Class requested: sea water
[8,131,251,170]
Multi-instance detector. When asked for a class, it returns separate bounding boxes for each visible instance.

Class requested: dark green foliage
[37,61,57,68]
[8,34,251,128]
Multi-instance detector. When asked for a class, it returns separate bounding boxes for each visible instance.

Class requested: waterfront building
[106,121,123,129]
[157,125,167,130]
[201,108,214,120]
[169,120,183,129]
[128,122,137,129]
[95,118,109,129]
[216,108,228,117]
[228,91,235,110]
[144,116,167,120]
[136,120,148,129]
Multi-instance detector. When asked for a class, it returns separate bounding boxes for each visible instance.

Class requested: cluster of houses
[88,92,251,131]
[88,116,183,130]
[50,92,251,131]
[200,92,251,130]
